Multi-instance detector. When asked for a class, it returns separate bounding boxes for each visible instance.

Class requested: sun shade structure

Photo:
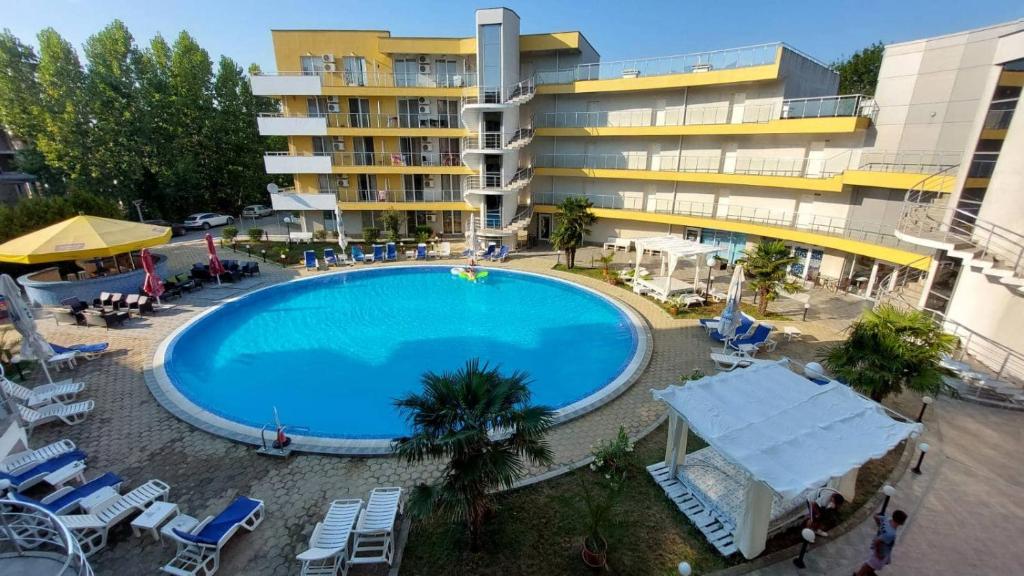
[650,359,920,558]
[631,236,722,301]
[0,215,172,264]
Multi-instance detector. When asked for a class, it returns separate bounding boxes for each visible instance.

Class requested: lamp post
[911,442,930,475]
[916,396,934,423]
[802,302,810,321]
[245,244,251,257]
[280,252,287,267]
[678,561,692,575]
[880,484,896,515]
[261,249,266,263]
[705,255,715,297]
[792,528,815,569]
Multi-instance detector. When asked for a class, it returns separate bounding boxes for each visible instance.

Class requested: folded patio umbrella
[205,233,226,285]
[141,248,165,304]
[718,265,746,349]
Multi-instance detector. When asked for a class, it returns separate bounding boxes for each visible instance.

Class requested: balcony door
[730,93,746,124]
[353,136,374,166]
[404,175,425,202]
[804,142,825,178]
[343,56,367,86]
[394,59,417,87]
[348,98,370,128]
[398,98,418,128]
[357,175,377,202]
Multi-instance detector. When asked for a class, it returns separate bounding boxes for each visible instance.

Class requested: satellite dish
[266,183,279,195]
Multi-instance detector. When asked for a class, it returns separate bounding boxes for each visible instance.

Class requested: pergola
[631,236,721,301]
[650,360,920,558]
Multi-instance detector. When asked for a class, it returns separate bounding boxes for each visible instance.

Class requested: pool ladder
[256,424,309,458]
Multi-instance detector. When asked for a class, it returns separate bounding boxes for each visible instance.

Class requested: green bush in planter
[363,227,381,245]
[248,228,264,242]
[414,225,433,243]
[222,226,238,241]
[313,229,328,241]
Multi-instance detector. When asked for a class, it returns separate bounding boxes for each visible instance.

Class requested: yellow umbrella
[0,215,172,264]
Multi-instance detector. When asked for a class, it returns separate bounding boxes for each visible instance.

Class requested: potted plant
[597,251,617,284]
[579,427,634,568]
[579,475,612,568]
[667,298,681,316]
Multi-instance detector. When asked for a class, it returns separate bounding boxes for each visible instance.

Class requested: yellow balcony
[337,189,470,212]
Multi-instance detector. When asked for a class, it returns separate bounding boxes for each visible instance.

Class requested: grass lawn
[552,264,785,320]
[400,423,902,576]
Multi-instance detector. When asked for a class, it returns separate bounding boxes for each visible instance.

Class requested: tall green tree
[550,196,597,269]
[136,34,176,217]
[0,29,41,138]
[820,304,957,401]
[34,28,91,189]
[738,240,800,316]
[393,359,554,550]
[166,31,215,211]
[832,42,884,95]
[82,20,145,202]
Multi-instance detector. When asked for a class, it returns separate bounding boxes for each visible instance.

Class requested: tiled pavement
[20,241,909,575]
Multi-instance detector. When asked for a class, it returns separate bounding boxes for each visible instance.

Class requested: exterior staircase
[479,204,533,236]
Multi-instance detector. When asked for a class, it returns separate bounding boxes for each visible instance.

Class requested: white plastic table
[43,460,86,488]
[783,326,803,341]
[80,487,119,513]
[131,501,180,541]
[161,514,199,543]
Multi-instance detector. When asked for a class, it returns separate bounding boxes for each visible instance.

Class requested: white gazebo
[648,359,920,558]
[632,236,722,301]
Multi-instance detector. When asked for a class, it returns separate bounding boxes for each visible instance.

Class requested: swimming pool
[152,266,649,453]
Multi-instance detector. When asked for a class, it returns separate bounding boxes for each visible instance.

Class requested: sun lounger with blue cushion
[304,250,317,270]
[11,472,122,514]
[385,242,398,261]
[370,244,384,263]
[479,244,496,260]
[727,324,773,352]
[323,248,338,267]
[489,245,509,262]
[50,342,109,360]
[164,496,265,576]
[709,317,757,342]
[0,449,88,492]
[351,245,366,263]
[415,244,427,260]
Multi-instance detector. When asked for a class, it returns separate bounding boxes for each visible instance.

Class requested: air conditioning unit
[339,176,350,188]
[323,63,337,72]
[417,97,429,105]
[327,102,341,113]
[425,214,437,222]
[424,176,436,187]
[452,75,463,87]
[419,64,432,74]
[418,104,431,114]
[326,96,340,103]
[419,119,431,127]
[332,138,345,151]
[421,141,434,152]
[417,55,430,64]
[322,54,335,63]
[421,154,431,164]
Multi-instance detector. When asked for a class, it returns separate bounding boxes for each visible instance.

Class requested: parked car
[143,219,187,237]
[242,204,273,218]
[183,213,234,230]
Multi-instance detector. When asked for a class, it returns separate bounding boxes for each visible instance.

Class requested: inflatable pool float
[450,267,489,282]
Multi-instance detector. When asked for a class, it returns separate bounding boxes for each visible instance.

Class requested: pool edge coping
[146,264,652,456]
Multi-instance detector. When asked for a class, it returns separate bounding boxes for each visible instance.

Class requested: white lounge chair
[350,487,403,566]
[163,496,264,576]
[297,498,363,576]
[710,352,757,371]
[2,376,85,408]
[60,479,171,557]
[18,401,95,433]
[0,439,77,475]
[438,241,452,258]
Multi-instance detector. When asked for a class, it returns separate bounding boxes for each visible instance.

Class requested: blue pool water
[163,267,639,439]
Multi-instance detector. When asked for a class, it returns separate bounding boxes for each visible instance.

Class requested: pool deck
[24,240,871,575]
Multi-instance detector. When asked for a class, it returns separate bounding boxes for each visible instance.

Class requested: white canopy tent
[632,236,721,301]
[651,359,920,558]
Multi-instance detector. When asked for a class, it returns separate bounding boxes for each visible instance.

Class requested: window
[300,56,324,75]
[353,136,374,166]
[479,24,502,102]
[438,138,461,166]
[440,175,461,201]
[398,98,419,128]
[404,175,424,201]
[442,210,463,234]
[306,97,327,115]
[318,174,339,194]
[311,137,330,155]
[361,211,382,230]
[342,56,366,86]
[393,58,418,87]
[357,174,378,201]
[406,211,430,232]
[436,99,459,128]
[348,98,370,128]
[400,137,423,166]
[435,59,457,87]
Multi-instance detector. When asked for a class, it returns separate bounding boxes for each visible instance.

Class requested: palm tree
[550,196,597,269]
[819,304,957,401]
[738,240,801,316]
[393,359,554,550]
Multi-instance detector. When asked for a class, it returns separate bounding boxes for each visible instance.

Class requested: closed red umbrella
[205,233,225,285]
[141,248,165,304]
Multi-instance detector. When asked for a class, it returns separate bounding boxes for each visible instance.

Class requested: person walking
[855,509,907,575]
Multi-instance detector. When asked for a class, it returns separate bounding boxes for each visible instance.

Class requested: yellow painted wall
[536,116,869,137]
[533,205,930,268]
[271,30,392,73]
[535,167,846,192]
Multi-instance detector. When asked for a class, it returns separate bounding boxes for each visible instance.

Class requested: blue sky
[5,0,1023,70]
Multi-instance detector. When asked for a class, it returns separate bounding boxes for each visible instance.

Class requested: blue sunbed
[709,318,756,342]
[323,248,338,267]
[11,472,122,514]
[371,244,385,262]
[385,242,398,261]
[490,245,509,261]
[304,250,317,270]
[50,342,109,356]
[173,496,264,546]
[1,450,88,491]
[416,244,427,260]
[351,245,366,262]
[728,325,773,350]
[480,245,496,259]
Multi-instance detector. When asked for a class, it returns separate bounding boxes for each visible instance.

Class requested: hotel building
[252,9,1024,382]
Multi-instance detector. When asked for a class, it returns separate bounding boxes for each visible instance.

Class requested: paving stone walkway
[23,241,867,575]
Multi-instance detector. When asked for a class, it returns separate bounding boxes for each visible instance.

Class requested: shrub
[221,226,238,241]
[247,228,264,242]
[313,229,327,241]
[590,426,635,488]
[363,227,381,245]
[414,225,432,243]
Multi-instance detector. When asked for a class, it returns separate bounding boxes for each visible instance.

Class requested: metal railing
[532,191,932,252]
[943,319,1024,384]
[255,70,477,89]
[260,112,464,129]
[782,94,877,120]
[535,42,781,84]
[0,499,93,576]
[464,77,536,105]
[857,150,962,174]
[534,152,848,178]
[462,132,507,151]
[265,150,464,168]
[339,189,464,203]
[465,166,533,191]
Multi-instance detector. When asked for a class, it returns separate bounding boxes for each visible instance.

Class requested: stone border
[145,264,652,455]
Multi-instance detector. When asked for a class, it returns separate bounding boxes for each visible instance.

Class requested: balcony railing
[983,107,1016,130]
[857,150,962,174]
[338,189,464,203]
[259,112,463,129]
[463,132,507,151]
[535,152,847,178]
[255,70,477,89]
[538,95,875,128]
[269,150,464,168]
[464,77,536,106]
[535,43,781,84]
[532,191,931,253]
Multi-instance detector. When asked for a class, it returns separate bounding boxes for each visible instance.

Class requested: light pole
[916,396,934,423]
[792,528,815,569]
[880,484,896,515]
[802,302,810,321]
[705,255,715,297]
[132,199,145,222]
[911,442,930,475]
